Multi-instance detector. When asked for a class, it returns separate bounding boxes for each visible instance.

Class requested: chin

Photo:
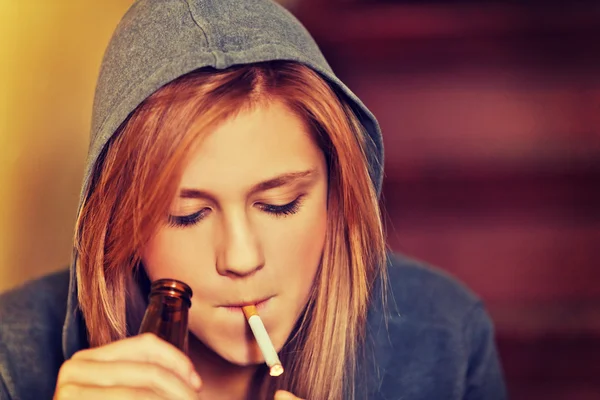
[190,323,290,368]
[217,341,265,366]
[189,324,262,363]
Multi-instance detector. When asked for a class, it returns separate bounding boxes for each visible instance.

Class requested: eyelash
[167,209,210,228]
[258,195,303,217]
[167,195,304,228]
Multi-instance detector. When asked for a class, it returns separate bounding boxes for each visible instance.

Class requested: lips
[219,296,273,313]
[221,296,272,308]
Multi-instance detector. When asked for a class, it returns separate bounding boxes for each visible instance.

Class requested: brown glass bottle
[138,279,193,353]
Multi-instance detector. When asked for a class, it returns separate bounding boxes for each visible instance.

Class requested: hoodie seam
[183,0,213,52]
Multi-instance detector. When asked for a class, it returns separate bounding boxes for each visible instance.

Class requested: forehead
[179,101,323,191]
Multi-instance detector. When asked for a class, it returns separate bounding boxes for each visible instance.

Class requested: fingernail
[190,371,202,390]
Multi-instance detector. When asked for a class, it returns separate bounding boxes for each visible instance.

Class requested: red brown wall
[295,1,600,398]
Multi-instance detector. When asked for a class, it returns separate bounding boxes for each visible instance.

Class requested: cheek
[262,197,327,290]
[141,228,214,284]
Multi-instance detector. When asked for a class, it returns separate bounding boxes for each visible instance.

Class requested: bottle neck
[148,292,190,310]
[148,279,193,308]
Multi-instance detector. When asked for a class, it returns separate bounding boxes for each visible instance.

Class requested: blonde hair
[75,61,386,399]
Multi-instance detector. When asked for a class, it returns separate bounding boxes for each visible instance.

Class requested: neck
[188,335,265,400]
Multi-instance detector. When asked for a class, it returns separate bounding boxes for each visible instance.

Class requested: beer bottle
[138,279,193,353]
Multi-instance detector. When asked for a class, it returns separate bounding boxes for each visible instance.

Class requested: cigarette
[242,305,284,377]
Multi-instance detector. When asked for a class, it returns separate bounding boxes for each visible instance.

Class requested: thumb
[275,389,304,400]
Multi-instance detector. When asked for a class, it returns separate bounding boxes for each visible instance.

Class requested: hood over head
[63,0,384,359]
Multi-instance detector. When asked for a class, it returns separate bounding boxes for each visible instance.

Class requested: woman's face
[142,100,328,366]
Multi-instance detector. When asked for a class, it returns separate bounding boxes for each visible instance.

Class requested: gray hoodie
[0,1,507,399]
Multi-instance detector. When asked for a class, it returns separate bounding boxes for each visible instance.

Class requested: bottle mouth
[150,279,193,306]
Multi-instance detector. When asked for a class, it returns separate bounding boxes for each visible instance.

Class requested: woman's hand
[54,333,202,399]
[275,390,305,400]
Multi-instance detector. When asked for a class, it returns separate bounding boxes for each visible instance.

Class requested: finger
[55,383,162,400]
[275,390,304,400]
[72,333,201,389]
[57,359,199,400]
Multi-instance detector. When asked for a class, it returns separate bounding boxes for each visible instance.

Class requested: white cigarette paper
[242,306,284,377]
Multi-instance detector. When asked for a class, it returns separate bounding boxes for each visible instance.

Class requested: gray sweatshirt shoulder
[0,270,70,400]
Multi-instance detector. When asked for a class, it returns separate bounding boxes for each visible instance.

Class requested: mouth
[220,296,273,313]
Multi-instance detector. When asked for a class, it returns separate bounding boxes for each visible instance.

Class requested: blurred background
[1,0,599,399]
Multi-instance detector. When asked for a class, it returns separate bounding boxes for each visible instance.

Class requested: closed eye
[168,208,210,228]
[257,195,304,217]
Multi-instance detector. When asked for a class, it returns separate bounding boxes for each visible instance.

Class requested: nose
[216,210,264,278]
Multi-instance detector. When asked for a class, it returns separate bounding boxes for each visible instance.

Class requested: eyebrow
[179,169,317,200]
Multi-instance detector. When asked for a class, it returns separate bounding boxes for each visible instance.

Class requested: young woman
[0,1,507,399]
